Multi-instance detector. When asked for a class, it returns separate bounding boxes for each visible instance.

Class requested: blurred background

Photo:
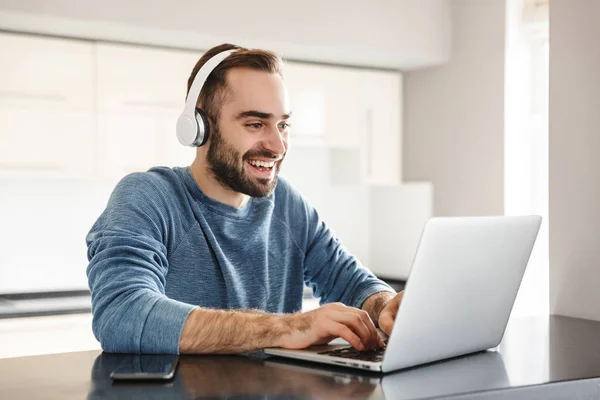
[0,0,553,361]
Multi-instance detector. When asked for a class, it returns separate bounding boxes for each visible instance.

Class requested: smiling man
[86,43,404,355]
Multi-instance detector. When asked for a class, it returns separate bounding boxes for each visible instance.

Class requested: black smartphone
[110,354,179,381]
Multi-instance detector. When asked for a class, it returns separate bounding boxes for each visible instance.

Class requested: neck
[190,157,250,209]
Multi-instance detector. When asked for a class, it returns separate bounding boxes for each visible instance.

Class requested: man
[86,43,404,355]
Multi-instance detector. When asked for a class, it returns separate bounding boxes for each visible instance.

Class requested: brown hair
[186,43,283,123]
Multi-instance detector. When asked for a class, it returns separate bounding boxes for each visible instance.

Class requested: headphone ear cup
[194,108,210,147]
[176,113,199,147]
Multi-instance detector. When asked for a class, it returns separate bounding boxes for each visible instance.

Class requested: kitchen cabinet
[285,62,402,186]
[360,70,403,185]
[284,62,363,148]
[0,33,403,185]
[0,33,94,179]
[95,43,199,179]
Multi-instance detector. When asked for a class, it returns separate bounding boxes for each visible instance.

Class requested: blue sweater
[86,166,393,354]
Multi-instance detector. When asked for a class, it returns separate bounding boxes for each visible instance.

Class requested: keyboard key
[318,345,386,362]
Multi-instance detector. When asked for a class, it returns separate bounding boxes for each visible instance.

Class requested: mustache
[243,150,285,161]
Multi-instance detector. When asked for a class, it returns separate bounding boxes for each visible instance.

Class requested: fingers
[379,310,395,336]
[351,308,382,348]
[345,306,385,348]
[377,291,404,336]
[329,322,366,351]
[333,313,376,350]
[325,304,383,349]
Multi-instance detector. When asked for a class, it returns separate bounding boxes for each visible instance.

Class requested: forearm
[361,291,396,326]
[179,307,290,354]
[303,221,395,308]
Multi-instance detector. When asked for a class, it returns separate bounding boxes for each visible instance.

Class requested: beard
[206,126,284,198]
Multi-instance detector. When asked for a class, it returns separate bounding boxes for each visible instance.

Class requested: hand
[378,290,404,336]
[279,303,385,351]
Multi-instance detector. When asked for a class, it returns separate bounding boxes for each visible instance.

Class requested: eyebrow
[235,110,292,120]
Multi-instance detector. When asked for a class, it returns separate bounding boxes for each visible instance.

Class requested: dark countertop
[1,315,600,399]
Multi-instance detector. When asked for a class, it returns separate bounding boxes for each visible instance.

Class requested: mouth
[245,158,279,179]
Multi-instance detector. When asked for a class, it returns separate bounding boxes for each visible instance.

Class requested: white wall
[549,0,600,321]
[403,0,505,216]
[0,0,451,70]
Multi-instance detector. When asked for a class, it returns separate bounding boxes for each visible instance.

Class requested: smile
[247,159,276,171]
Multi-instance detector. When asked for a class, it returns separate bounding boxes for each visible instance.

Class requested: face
[205,68,291,198]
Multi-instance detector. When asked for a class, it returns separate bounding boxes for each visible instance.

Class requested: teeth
[249,160,275,168]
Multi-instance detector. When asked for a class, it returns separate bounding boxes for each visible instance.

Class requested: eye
[246,122,263,130]
[279,122,291,130]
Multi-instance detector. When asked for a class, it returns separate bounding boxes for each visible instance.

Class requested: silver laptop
[265,215,542,373]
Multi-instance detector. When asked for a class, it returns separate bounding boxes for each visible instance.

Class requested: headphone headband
[183,49,235,116]
[176,49,236,147]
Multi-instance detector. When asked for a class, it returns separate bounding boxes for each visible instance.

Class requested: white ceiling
[0,0,451,69]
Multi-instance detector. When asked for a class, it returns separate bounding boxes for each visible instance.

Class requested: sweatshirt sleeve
[86,173,196,354]
[300,200,395,309]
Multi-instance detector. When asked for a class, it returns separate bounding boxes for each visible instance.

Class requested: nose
[262,124,287,157]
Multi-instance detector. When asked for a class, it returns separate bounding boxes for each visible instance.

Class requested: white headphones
[176,50,236,147]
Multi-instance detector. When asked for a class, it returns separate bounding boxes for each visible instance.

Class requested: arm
[180,303,386,353]
[179,308,287,354]
[301,206,395,309]
[86,174,195,354]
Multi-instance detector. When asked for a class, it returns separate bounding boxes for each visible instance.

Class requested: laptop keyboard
[318,341,387,363]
